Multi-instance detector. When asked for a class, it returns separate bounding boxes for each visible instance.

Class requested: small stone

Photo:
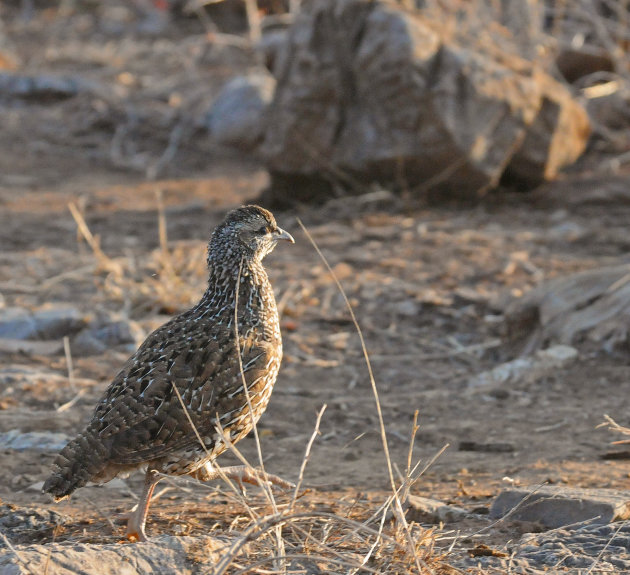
[0,305,86,341]
[0,339,64,355]
[468,345,578,390]
[0,308,37,339]
[207,71,276,152]
[71,315,144,355]
[407,495,469,524]
[396,300,419,317]
[490,485,630,528]
[0,430,70,451]
[31,305,86,339]
[0,72,90,101]
[0,503,67,545]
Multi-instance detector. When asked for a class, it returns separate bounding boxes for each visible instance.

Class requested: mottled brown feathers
[43,205,293,500]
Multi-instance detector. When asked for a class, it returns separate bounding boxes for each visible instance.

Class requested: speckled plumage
[43,205,294,539]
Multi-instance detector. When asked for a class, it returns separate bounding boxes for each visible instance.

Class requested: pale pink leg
[126,468,161,542]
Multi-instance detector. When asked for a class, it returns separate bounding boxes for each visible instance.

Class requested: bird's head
[209,205,294,264]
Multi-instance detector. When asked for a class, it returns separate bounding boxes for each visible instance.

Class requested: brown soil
[1,1,630,567]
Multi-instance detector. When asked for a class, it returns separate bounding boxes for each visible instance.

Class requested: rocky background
[1,0,630,573]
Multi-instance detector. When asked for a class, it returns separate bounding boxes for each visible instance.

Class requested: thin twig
[289,404,327,512]
[297,218,424,573]
[0,530,38,575]
[231,552,378,575]
[63,336,76,393]
[67,202,110,265]
[56,389,87,413]
[211,511,402,575]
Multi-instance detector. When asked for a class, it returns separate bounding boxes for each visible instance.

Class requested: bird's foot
[113,505,148,541]
[126,526,148,543]
[122,468,161,542]
[124,503,150,542]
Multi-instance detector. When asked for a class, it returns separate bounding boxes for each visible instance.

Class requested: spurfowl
[43,205,294,541]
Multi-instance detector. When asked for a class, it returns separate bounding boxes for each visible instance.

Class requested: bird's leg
[193,462,294,490]
[126,468,161,542]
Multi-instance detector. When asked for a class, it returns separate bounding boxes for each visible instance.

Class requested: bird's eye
[257,225,273,235]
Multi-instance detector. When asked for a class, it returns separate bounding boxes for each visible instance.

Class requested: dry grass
[601,414,630,444]
[68,198,206,316]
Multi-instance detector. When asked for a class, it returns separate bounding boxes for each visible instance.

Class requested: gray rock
[503,74,593,186]
[69,330,108,355]
[0,504,67,546]
[514,522,630,571]
[0,305,86,341]
[0,72,92,101]
[207,71,276,152]
[71,315,144,355]
[0,534,235,575]
[0,338,65,355]
[32,305,86,339]
[87,318,143,347]
[451,520,630,573]
[0,308,37,339]
[467,345,578,390]
[504,264,630,355]
[406,495,469,524]
[261,0,589,204]
[490,485,630,528]
[0,430,70,451]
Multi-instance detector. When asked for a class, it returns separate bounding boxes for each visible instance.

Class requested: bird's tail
[42,426,109,501]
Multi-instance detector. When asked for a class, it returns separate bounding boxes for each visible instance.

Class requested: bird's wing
[93,319,275,465]
[92,312,202,438]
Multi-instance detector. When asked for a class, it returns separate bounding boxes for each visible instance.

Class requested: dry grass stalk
[0,530,38,575]
[57,336,88,413]
[601,414,630,444]
[296,218,426,573]
[289,404,327,513]
[62,336,76,393]
[210,510,441,575]
[69,197,204,315]
[68,202,120,274]
[243,0,261,43]
[155,189,175,280]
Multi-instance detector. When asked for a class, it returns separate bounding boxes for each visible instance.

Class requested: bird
[43,205,294,541]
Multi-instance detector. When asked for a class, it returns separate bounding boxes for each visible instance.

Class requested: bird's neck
[198,258,277,328]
